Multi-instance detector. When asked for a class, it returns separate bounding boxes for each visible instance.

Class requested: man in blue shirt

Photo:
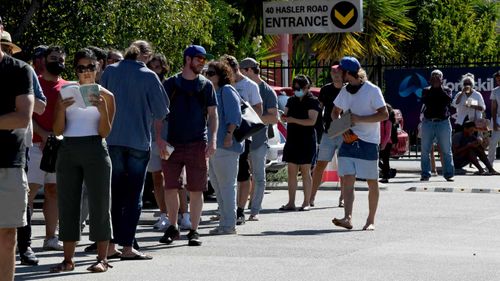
[156,45,218,246]
[101,40,169,260]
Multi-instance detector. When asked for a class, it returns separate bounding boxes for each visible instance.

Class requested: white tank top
[63,105,101,137]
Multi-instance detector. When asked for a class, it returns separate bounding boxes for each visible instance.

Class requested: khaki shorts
[27,144,56,185]
[0,168,28,228]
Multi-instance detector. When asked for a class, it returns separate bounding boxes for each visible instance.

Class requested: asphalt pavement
[16,158,500,281]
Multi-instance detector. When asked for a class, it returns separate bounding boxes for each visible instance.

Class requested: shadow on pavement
[240,228,362,237]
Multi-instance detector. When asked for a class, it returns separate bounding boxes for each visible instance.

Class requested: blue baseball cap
[339,56,361,73]
[183,45,213,60]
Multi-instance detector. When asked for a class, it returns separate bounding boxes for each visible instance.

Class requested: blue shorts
[338,139,379,180]
[317,134,343,162]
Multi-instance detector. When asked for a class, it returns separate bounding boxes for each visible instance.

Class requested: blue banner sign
[384,67,498,132]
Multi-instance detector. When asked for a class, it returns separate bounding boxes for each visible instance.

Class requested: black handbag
[219,87,265,143]
[40,135,62,173]
[233,99,265,142]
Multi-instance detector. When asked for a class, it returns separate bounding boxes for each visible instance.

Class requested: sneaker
[179,213,192,230]
[248,214,259,221]
[159,225,180,245]
[209,214,220,221]
[379,178,389,183]
[445,177,454,182]
[84,242,97,253]
[420,176,430,181]
[209,226,237,235]
[20,247,39,266]
[153,213,170,231]
[236,214,246,225]
[43,236,63,251]
[187,230,202,246]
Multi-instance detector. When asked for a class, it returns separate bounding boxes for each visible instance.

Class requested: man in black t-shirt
[311,65,345,207]
[0,17,34,281]
[420,70,455,181]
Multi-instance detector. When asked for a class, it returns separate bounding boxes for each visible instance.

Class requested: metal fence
[260,56,500,158]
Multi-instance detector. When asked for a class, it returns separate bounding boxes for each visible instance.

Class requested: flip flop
[332,218,353,230]
[106,252,122,260]
[49,260,75,273]
[278,205,296,211]
[298,206,310,211]
[363,224,375,231]
[120,253,153,260]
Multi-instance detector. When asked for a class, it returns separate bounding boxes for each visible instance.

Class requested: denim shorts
[317,133,343,162]
[338,140,379,180]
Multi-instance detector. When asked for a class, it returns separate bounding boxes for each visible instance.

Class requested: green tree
[0,0,238,74]
[406,0,500,63]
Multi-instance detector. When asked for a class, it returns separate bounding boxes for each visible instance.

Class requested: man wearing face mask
[420,70,455,182]
[331,56,388,231]
[28,46,68,251]
[452,73,485,132]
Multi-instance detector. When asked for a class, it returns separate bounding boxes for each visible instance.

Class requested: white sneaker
[43,236,63,251]
[154,213,170,231]
[209,226,237,235]
[179,213,192,230]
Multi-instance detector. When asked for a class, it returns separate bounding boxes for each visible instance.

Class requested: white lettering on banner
[263,0,363,35]
[443,78,495,92]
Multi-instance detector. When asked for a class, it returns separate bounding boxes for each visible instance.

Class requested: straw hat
[1,31,22,54]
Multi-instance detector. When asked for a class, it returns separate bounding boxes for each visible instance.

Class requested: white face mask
[294,89,304,97]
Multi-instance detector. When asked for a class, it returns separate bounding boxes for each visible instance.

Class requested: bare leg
[342,175,355,221]
[338,177,344,207]
[0,229,16,281]
[96,241,109,261]
[311,161,328,205]
[43,183,58,239]
[28,183,41,216]
[300,164,312,208]
[165,189,180,227]
[63,241,77,261]
[188,191,203,230]
[286,163,299,207]
[151,171,166,213]
[237,180,251,209]
[364,179,379,230]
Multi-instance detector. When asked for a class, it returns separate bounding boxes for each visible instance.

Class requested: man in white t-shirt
[331,56,388,231]
[221,55,262,225]
[488,70,500,164]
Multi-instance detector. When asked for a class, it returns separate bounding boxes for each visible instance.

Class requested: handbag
[40,135,62,173]
[219,86,265,143]
[233,99,265,142]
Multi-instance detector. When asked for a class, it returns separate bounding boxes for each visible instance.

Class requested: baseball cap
[239,57,259,69]
[339,56,361,73]
[33,45,48,59]
[183,45,213,60]
[1,30,22,54]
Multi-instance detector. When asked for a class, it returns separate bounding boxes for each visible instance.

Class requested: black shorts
[237,140,251,182]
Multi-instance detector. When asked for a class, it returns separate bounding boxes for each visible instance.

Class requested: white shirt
[452,89,485,125]
[63,106,101,137]
[235,76,262,106]
[334,81,386,144]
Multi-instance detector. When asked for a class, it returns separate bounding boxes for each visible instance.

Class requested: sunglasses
[205,70,216,77]
[463,82,472,86]
[76,64,96,73]
[194,55,207,63]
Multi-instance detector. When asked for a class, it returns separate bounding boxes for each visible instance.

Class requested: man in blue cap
[331,56,388,231]
[156,45,218,246]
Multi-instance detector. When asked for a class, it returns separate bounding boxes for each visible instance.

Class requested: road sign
[263,0,363,34]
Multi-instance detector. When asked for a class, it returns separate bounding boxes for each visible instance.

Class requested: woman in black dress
[280,75,320,211]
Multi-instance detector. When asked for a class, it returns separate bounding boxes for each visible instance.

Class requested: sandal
[87,259,113,273]
[278,204,296,211]
[50,260,75,273]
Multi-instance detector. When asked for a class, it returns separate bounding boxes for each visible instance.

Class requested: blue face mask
[294,90,304,97]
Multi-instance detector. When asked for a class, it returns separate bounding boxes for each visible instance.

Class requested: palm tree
[309,0,416,62]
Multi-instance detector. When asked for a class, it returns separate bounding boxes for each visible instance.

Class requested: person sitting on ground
[452,122,498,175]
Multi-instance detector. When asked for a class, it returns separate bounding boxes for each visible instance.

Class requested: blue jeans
[209,149,239,229]
[249,144,269,215]
[109,146,150,247]
[420,119,454,179]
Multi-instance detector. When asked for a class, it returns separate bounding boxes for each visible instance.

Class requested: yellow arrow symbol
[334,9,355,25]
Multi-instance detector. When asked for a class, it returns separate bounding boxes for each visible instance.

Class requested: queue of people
[2,13,499,281]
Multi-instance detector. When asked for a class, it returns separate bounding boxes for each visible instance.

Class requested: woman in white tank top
[51,48,115,273]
